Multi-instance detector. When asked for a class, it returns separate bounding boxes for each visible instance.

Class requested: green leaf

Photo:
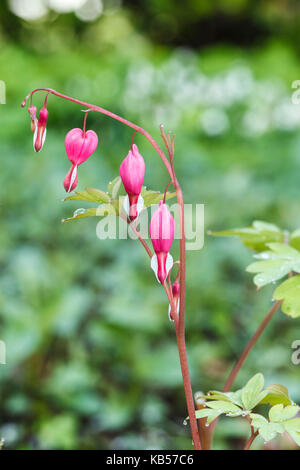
[273,275,300,318]
[62,204,116,223]
[246,243,300,288]
[209,220,285,252]
[241,373,267,410]
[284,418,300,446]
[259,384,293,406]
[206,390,243,407]
[62,208,99,223]
[96,204,117,216]
[64,187,110,204]
[269,404,299,422]
[194,409,222,424]
[205,400,243,416]
[225,390,244,407]
[141,187,176,207]
[246,260,292,288]
[258,422,285,442]
[111,197,124,216]
[108,176,122,199]
[255,243,300,260]
[249,413,268,429]
[290,228,300,251]
[283,418,300,433]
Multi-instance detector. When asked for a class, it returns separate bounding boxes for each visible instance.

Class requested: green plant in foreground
[211,220,300,318]
[193,373,300,449]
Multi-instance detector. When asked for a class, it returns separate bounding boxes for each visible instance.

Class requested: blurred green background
[0,0,300,450]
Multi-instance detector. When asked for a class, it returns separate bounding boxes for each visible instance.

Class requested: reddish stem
[195,393,212,450]
[223,300,281,393]
[131,130,138,150]
[244,430,258,450]
[122,214,153,258]
[209,299,282,438]
[82,108,93,136]
[163,181,174,203]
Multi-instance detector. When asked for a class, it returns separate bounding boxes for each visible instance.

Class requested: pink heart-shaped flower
[65,128,98,166]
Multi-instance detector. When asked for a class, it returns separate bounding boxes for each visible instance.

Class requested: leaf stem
[244,430,258,450]
[195,393,212,450]
[209,299,282,439]
[222,300,282,393]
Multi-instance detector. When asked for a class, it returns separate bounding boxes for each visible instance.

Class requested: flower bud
[28,105,37,133]
[168,281,180,321]
[120,144,145,221]
[33,106,48,152]
[64,128,98,193]
[149,201,175,284]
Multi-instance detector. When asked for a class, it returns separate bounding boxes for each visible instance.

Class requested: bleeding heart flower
[149,200,175,284]
[168,281,180,321]
[28,105,37,133]
[64,128,98,193]
[33,105,48,152]
[120,144,145,221]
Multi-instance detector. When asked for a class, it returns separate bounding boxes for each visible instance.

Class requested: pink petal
[120,144,145,196]
[65,128,98,166]
[149,201,175,254]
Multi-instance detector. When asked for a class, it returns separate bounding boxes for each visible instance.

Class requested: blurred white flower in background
[9,0,106,21]
[201,108,229,136]
[47,0,86,13]
[8,1,300,136]
[9,0,48,21]
[75,0,103,22]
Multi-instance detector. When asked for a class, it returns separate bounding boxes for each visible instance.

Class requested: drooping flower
[33,105,48,152]
[149,200,175,284]
[120,144,145,221]
[64,128,98,193]
[28,105,37,133]
[168,281,180,321]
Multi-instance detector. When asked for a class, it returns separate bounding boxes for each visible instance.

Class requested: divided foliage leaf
[260,384,292,406]
[211,221,300,319]
[246,243,300,288]
[241,373,268,410]
[209,220,285,251]
[62,178,176,224]
[64,187,110,204]
[141,187,176,207]
[273,275,300,318]
[192,373,300,447]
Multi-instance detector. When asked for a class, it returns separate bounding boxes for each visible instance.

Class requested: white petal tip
[150,254,160,283]
[123,194,144,219]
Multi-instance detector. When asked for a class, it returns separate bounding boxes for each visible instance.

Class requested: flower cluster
[25,97,176,287]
